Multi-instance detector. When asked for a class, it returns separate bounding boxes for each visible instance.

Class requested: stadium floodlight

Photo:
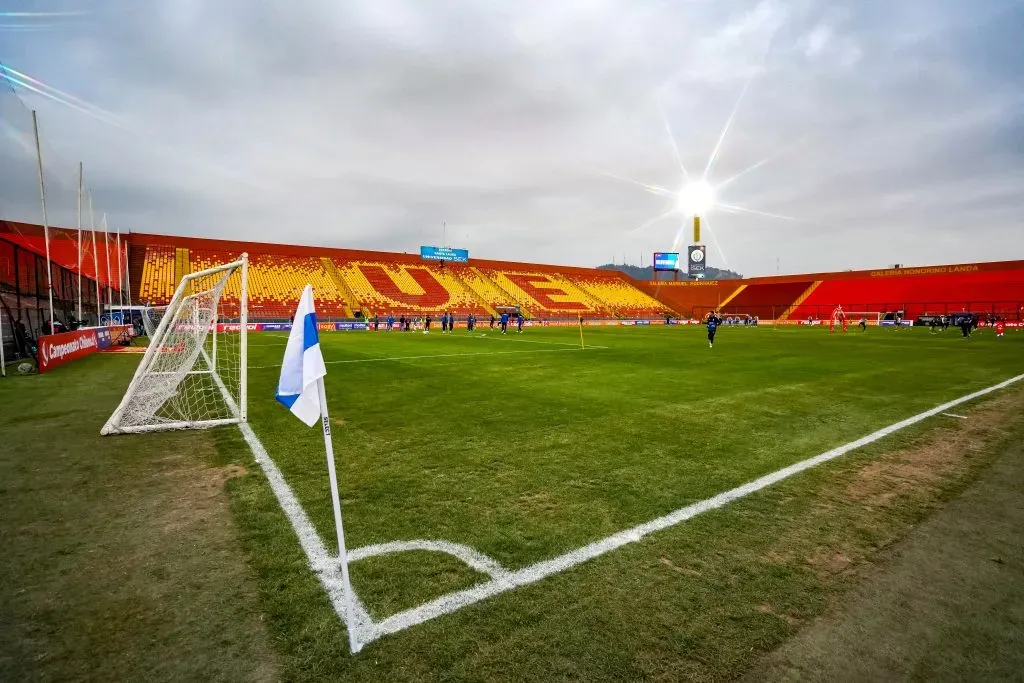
[101,253,248,434]
[677,181,716,216]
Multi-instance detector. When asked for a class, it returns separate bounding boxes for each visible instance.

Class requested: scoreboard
[653,252,680,271]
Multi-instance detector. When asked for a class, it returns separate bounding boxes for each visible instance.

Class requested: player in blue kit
[517,312,524,333]
[706,311,722,349]
[500,311,510,334]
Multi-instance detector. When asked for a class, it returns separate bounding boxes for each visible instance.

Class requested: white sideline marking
[237,422,374,637]
[942,413,968,419]
[238,372,1024,653]
[249,346,597,369]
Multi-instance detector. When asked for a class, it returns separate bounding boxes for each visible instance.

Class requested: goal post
[101,253,248,435]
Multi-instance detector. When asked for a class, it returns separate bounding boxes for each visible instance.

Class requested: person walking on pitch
[517,312,524,333]
[707,311,722,348]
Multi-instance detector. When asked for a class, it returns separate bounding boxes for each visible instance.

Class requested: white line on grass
[249,347,597,369]
[239,372,1024,653]
[942,413,968,419]
[237,422,375,636]
[349,540,510,580]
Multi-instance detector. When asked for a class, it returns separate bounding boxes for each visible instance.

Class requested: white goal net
[101,254,248,435]
[141,305,167,337]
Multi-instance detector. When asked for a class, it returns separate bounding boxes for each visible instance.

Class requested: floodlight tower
[677,181,714,280]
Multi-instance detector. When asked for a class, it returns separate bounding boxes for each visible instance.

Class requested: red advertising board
[38,329,100,373]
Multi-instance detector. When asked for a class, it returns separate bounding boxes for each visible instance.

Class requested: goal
[101,254,248,435]
[140,304,167,337]
[842,311,885,325]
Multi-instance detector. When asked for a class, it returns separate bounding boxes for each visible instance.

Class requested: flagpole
[102,214,112,319]
[89,192,101,324]
[32,111,55,332]
[578,314,585,350]
[115,223,124,323]
[77,161,83,321]
[315,377,362,654]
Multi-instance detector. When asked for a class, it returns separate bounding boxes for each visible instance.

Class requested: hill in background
[596,263,743,281]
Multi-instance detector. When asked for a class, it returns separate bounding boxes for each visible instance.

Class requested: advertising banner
[38,329,99,373]
[96,328,113,350]
[687,245,706,275]
[420,245,469,263]
[215,323,263,333]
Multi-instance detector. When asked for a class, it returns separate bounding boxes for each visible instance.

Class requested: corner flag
[274,284,362,653]
[275,284,326,426]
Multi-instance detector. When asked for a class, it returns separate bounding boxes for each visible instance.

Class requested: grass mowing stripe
[363,372,1024,645]
[249,346,600,369]
[238,368,1024,652]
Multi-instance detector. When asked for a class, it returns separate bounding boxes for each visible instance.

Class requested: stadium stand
[719,280,815,320]
[572,272,669,318]
[789,268,1024,320]
[449,266,513,316]
[136,244,175,303]
[635,280,742,319]
[189,250,350,319]
[1,219,123,290]
[481,269,598,316]
[331,261,488,317]
[0,229,996,325]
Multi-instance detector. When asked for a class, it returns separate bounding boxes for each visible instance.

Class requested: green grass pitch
[3,323,1023,680]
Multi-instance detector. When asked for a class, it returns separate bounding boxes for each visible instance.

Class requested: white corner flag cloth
[275,284,327,426]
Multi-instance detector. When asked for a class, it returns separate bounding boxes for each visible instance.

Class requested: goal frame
[840,311,886,325]
[101,254,249,435]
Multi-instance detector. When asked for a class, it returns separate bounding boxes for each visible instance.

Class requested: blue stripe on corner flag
[304,311,319,350]
[275,390,299,409]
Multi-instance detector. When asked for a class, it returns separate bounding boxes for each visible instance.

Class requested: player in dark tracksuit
[500,311,509,334]
[707,312,722,349]
[517,312,524,333]
[958,314,973,338]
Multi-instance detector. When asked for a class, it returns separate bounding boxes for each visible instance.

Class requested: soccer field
[243,325,1023,662]
[4,324,1024,680]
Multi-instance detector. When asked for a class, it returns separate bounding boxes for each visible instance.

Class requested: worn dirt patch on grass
[846,389,1023,507]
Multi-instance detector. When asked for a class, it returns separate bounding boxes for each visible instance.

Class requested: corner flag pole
[315,378,362,654]
[578,315,585,350]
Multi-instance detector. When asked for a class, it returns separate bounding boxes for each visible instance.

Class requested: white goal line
[239,371,1024,653]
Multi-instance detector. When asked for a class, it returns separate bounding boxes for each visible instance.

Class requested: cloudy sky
[1,0,1022,276]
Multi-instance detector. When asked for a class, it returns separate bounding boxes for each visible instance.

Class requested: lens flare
[676,181,715,216]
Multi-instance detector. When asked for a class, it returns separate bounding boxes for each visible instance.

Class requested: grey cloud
[1,0,1021,276]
